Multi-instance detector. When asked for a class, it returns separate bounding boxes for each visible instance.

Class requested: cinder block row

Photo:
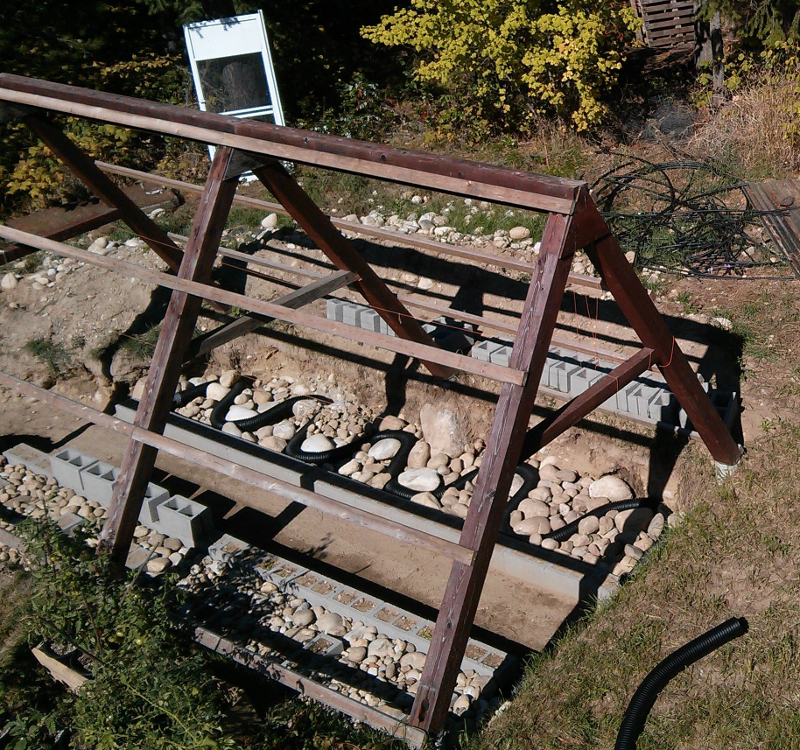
[2,444,53,478]
[255,549,514,683]
[470,339,724,429]
[327,298,396,337]
[5,441,213,549]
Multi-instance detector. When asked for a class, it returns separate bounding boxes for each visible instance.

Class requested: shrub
[361,0,640,133]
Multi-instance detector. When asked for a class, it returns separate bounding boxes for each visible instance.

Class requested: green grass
[24,338,72,376]
[118,325,162,359]
[472,420,800,750]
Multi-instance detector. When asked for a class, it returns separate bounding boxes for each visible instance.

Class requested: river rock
[578,515,600,536]
[272,421,296,440]
[514,516,550,535]
[206,383,230,401]
[219,370,239,388]
[317,612,346,636]
[368,438,401,460]
[398,468,441,492]
[225,405,258,422]
[407,440,430,469]
[147,557,171,575]
[367,638,394,658]
[615,508,653,534]
[339,459,360,477]
[647,513,665,538]
[293,610,316,627]
[379,415,406,431]
[1,273,17,290]
[419,403,465,457]
[348,646,368,663]
[517,498,548,518]
[589,475,634,502]
[411,492,441,509]
[222,423,242,437]
[261,213,279,229]
[301,435,335,452]
[509,226,531,240]
[400,651,426,670]
[261,436,287,452]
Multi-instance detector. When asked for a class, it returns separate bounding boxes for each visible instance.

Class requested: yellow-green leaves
[362,0,640,131]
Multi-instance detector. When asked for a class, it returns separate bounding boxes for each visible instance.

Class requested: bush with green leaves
[4,519,232,750]
[361,0,640,133]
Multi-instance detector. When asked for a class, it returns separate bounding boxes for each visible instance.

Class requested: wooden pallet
[743,179,800,278]
[632,0,695,49]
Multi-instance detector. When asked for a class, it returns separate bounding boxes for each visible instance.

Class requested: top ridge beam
[0,74,583,215]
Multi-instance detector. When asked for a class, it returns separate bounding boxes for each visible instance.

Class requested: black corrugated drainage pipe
[615,617,748,750]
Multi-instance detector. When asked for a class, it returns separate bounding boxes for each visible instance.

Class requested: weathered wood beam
[23,115,183,271]
[97,160,605,290]
[0,74,582,215]
[99,147,238,567]
[0,369,473,567]
[0,225,527,386]
[409,209,578,733]
[184,269,358,359]
[0,204,121,265]
[254,161,456,380]
[580,201,741,466]
[522,347,655,455]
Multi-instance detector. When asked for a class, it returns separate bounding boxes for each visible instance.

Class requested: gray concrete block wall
[153,494,212,548]
[50,448,98,494]
[3,444,48,473]
[80,460,119,508]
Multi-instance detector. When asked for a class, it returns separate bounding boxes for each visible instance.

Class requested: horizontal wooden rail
[97,161,604,290]
[0,74,582,215]
[523,347,655,454]
[0,369,475,566]
[0,225,527,386]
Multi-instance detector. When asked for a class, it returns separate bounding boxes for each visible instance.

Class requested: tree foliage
[361,0,640,132]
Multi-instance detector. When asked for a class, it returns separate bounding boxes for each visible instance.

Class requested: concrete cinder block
[570,368,601,396]
[341,302,362,326]
[50,449,98,493]
[359,308,383,334]
[138,483,171,526]
[472,339,505,362]
[648,389,677,423]
[154,494,212,547]
[80,461,119,508]
[488,345,512,368]
[326,298,343,322]
[55,513,84,537]
[552,361,582,393]
[208,534,251,563]
[3,444,47,473]
[31,455,54,479]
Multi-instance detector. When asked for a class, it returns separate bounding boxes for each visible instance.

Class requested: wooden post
[23,114,184,271]
[253,161,455,379]
[409,211,577,733]
[98,147,238,567]
[580,202,741,466]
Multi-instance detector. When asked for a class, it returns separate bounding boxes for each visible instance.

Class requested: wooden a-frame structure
[0,74,741,742]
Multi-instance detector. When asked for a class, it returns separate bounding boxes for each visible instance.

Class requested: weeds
[24,338,71,376]
[119,325,161,359]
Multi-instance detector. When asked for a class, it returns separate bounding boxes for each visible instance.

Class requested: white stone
[411,492,441,509]
[339,459,360,477]
[509,226,531,240]
[301,435,335,452]
[225,405,258,422]
[219,370,239,388]
[272,421,296,440]
[206,382,230,401]
[400,651,426,670]
[261,213,279,229]
[518,498,549,517]
[293,610,316,627]
[407,441,430,469]
[222,422,242,437]
[589,475,634,502]
[368,438,401,461]
[510,473,525,496]
[419,403,465,457]
[1,273,17,290]
[578,515,600,536]
[398,468,441,492]
[514,516,550,535]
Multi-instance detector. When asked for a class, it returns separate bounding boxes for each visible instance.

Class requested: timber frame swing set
[0,73,742,742]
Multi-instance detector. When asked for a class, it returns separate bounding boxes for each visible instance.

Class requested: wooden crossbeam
[185,269,358,359]
[0,203,121,265]
[0,74,583,215]
[410,210,578,732]
[0,225,527,387]
[23,115,184,271]
[99,147,238,566]
[522,347,655,455]
[0,369,473,567]
[96,160,605,291]
[254,161,455,380]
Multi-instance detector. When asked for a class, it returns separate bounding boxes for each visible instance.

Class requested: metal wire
[591,156,796,280]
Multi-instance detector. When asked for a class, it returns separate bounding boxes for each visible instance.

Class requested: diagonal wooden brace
[23,114,184,271]
[253,161,455,379]
[578,199,741,466]
[184,269,358,359]
[98,146,239,567]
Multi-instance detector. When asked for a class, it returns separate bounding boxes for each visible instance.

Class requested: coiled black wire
[545,499,646,543]
[615,617,748,750]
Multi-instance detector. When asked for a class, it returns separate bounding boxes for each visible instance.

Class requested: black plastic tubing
[615,617,749,750]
